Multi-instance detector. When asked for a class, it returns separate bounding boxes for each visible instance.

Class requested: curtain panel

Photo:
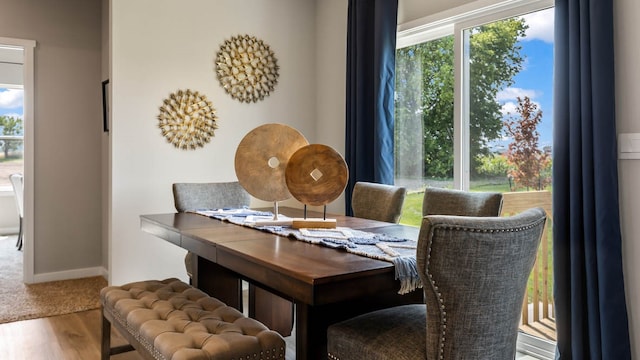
[344,0,398,215]
[553,0,631,358]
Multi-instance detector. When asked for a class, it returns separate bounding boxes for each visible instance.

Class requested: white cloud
[1,112,22,119]
[499,87,543,116]
[0,89,24,109]
[501,101,518,116]
[520,7,554,43]
[496,87,540,102]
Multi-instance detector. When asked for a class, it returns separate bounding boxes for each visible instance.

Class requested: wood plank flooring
[0,309,142,360]
[0,308,295,360]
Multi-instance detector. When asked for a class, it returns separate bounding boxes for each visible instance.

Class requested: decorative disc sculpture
[157,89,218,150]
[235,123,308,221]
[215,35,279,103]
[285,144,349,228]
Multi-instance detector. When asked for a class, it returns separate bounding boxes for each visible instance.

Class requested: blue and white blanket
[192,208,422,294]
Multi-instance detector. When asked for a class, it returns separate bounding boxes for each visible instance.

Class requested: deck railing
[501,190,556,340]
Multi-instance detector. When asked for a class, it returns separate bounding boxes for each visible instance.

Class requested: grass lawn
[399,181,511,227]
[398,184,554,304]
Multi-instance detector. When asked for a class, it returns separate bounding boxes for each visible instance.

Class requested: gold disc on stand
[285,144,348,228]
[235,123,309,202]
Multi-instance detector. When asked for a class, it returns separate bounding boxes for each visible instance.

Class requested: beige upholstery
[172,182,251,280]
[351,181,407,223]
[101,278,285,360]
[422,186,503,217]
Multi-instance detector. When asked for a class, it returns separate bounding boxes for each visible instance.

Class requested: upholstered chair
[422,186,503,217]
[351,181,407,223]
[327,207,547,360]
[172,182,251,280]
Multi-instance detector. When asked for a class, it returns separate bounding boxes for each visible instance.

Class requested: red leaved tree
[504,96,551,191]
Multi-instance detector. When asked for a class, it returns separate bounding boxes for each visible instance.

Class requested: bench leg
[101,312,112,360]
[102,311,135,359]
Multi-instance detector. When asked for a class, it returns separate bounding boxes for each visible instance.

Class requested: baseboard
[32,266,108,283]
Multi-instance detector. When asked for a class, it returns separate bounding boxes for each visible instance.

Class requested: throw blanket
[192,208,422,294]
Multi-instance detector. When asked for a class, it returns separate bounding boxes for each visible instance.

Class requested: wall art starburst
[215,34,279,103]
[157,89,218,150]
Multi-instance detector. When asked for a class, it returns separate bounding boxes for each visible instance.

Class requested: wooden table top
[140,207,420,305]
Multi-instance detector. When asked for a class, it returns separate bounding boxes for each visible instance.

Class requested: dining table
[140,206,423,360]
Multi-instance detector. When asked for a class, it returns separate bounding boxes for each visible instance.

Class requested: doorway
[0,37,35,283]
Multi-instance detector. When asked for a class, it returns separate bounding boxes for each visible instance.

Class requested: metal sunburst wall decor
[215,34,279,103]
[157,89,218,150]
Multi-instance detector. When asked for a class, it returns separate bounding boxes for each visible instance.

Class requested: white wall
[110,0,317,285]
[615,0,640,357]
[400,0,640,357]
[315,0,348,214]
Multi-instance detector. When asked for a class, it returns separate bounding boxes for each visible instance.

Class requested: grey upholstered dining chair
[351,181,407,223]
[172,181,251,280]
[422,186,503,217]
[327,207,547,360]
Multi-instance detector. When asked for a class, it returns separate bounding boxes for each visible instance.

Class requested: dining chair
[351,181,407,223]
[9,173,24,251]
[422,186,503,217]
[327,207,547,360]
[172,181,251,280]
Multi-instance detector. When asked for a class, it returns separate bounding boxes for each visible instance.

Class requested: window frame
[396,1,556,358]
[397,0,554,190]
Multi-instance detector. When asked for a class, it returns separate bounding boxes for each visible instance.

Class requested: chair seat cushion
[327,304,426,360]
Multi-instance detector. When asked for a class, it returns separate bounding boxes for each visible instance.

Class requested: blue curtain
[553,0,631,358]
[344,0,398,215]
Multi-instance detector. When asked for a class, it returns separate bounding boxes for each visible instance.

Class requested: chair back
[351,181,406,223]
[417,207,546,359]
[172,181,250,212]
[422,186,503,217]
[9,173,23,217]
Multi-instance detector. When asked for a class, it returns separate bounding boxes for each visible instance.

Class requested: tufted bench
[100,278,285,360]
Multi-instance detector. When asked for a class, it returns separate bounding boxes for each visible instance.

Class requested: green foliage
[476,153,512,178]
[0,115,23,159]
[395,19,528,179]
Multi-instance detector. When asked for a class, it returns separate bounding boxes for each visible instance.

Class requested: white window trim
[396,1,556,358]
[397,0,553,48]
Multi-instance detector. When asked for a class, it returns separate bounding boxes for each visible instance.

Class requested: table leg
[294,289,424,360]
[295,302,326,360]
[249,284,294,336]
[193,255,243,312]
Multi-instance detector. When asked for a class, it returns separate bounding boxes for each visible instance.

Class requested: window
[395,1,555,358]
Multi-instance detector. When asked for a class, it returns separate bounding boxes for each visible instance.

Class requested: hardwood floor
[0,307,540,360]
[0,309,142,360]
[0,308,295,360]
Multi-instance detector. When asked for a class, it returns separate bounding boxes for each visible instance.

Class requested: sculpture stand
[291,205,337,229]
[250,201,293,226]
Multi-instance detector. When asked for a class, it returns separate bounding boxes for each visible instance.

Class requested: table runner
[192,208,422,294]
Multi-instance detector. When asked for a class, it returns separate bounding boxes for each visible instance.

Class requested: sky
[0,88,23,119]
[496,7,555,150]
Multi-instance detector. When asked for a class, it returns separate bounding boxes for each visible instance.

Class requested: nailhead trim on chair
[425,216,546,359]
